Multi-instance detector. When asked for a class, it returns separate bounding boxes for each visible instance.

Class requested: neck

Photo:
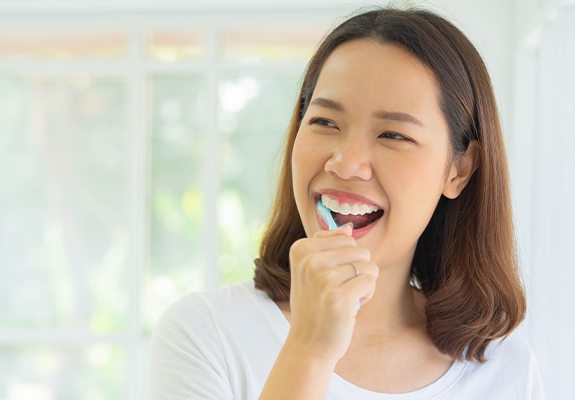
[352,267,427,345]
[275,253,427,347]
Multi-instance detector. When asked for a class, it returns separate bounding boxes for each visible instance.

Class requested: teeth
[321,194,380,215]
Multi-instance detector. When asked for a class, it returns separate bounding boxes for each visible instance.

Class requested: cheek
[292,133,321,200]
[378,153,446,233]
[293,131,326,157]
[292,132,326,180]
[401,157,443,194]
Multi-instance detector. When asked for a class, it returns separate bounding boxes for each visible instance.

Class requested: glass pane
[147,32,204,62]
[220,29,324,62]
[0,344,126,400]
[217,74,300,283]
[0,76,129,333]
[0,33,127,60]
[145,76,207,332]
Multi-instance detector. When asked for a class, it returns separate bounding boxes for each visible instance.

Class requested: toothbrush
[316,197,338,230]
[316,197,361,311]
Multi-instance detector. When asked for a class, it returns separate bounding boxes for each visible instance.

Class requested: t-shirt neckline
[250,280,469,399]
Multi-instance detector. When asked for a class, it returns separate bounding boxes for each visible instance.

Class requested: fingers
[288,221,380,317]
[313,222,353,239]
[338,260,379,280]
[291,245,372,288]
[322,260,379,286]
[292,224,356,257]
[307,246,371,271]
[339,268,379,312]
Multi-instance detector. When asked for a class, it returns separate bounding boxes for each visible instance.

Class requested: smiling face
[292,39,455,268]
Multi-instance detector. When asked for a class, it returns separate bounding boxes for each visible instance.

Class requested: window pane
[0,76,129,333]
[147,32,204,62]
[0,344,126,400]
[0,33,127,60]
[217,74,300,283]
[145,76,207,332]
[220,29,324,62]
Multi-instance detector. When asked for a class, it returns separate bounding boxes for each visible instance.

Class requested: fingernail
[341,222,354,230]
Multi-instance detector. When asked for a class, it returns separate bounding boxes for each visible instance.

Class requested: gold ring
[351,263,360,278]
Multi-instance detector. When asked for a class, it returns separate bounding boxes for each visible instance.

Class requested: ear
[443,140,480,200]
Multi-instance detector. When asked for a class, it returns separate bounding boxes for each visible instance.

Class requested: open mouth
[314,194,385,230]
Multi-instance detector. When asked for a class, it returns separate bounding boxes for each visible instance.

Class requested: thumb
[313,221,354,238]
[323,222,353,236]
[334,222,354,235]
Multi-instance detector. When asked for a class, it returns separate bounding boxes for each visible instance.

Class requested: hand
[286,223,380,363]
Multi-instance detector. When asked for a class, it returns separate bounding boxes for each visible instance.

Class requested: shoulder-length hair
[253,7,526,363]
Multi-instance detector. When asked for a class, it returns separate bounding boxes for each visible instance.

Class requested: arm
[145,296,233,400]
[259,334,338,400]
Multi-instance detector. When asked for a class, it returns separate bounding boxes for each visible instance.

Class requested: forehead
[312,39,443,123]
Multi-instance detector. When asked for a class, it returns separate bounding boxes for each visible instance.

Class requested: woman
[146,7,545,399]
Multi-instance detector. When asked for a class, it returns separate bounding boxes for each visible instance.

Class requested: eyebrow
[309,97,425,127]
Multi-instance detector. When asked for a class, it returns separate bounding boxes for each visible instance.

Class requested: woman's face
[292,39,455,268]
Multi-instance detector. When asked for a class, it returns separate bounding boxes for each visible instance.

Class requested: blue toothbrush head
[316,197,338,230]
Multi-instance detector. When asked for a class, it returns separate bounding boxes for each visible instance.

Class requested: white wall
[412,0,514,147]
[510,1,575,399]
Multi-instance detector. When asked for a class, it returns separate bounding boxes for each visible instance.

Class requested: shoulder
[162,279,252,313]
[447,330,546,399]
[147,280,279,400]
[484,329,536,366]
[459,328,545,398]
[152,279,258,342]
[147,283,258,400]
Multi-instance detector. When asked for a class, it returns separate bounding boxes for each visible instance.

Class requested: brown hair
[253,6,526,363]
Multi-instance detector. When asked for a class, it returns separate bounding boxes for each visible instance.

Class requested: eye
[309,118,411,142]
[380,131,410,142]
[309,117,337,129]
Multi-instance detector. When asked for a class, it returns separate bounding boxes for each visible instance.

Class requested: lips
[315,203,384,239]
[314,188,384,209]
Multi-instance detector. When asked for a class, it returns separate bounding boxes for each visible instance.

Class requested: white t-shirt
[146,279,546,400]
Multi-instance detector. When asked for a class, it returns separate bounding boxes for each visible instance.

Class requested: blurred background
[0,0,572,399]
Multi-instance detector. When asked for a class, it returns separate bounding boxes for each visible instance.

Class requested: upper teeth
[321,194,380,215]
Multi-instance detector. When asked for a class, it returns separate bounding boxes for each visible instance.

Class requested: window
[0,13,326,399]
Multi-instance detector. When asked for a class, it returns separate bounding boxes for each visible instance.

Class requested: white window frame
[0,8,366,399]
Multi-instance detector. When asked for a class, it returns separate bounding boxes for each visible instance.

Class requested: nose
[324,139,373,181]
